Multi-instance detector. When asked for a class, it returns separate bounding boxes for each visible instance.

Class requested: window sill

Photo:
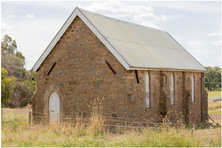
[145,107,151,110]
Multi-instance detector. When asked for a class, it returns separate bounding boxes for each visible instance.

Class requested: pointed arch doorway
[49,91,60,123]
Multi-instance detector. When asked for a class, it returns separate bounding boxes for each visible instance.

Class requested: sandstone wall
[32,16,208,124]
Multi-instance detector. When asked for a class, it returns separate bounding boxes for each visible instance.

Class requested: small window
[192,73,195,102]
[146,72,150,108]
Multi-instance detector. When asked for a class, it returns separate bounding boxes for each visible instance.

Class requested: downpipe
[201,72,204,122]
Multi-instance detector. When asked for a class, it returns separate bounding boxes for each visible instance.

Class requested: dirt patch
[209,114,221,120]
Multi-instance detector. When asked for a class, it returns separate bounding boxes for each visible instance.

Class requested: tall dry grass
[208,101,221,109]
[1,108,221,147]
[208,101,221,115]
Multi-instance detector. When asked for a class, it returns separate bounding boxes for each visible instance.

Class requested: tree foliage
[1,68,16,106]
[1,34,35,107]
[1,35,26,79]
[1,34,17,54]
[205,66,221,91]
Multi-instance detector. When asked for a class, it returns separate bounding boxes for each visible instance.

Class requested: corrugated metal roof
[80,8,206,71]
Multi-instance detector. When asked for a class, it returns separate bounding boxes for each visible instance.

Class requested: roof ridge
[77,7,166,33]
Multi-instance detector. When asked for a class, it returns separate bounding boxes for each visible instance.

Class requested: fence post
[29,111,31,126]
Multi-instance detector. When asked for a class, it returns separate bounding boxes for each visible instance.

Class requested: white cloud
[187,41,207,46]
[8,15,15,17]
[148,1,220,13]
[212,40,221,45]
[83,1,123,13]
[141,22,159,29]
[84,1,153,14]
[1,23,11,31]
[135,13,158,21]
[208,30,221,36]
[160,15,183,21]
[26,13,34,18]
[161,15,168,21]
[118,5,153,14]
[135,13,182,23]
[193,49,209,53]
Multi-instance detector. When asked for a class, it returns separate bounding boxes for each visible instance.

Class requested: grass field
[208,101,221,115]
[207,91,221,98]
[1,108,221,147]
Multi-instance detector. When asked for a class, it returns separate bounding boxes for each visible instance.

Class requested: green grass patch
[208,111,221,115]
[209,106,221,110]
[207,91,221,98]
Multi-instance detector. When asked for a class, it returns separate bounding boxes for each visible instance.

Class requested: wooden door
[49,91,60,123]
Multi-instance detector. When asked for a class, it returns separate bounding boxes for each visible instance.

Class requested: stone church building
[32,7,208,124]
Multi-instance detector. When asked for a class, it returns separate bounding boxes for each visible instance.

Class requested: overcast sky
[1,1,221,70]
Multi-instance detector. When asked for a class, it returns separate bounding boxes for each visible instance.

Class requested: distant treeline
[204,66,221,91]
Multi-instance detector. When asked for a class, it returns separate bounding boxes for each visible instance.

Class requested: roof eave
[129,66,206,72]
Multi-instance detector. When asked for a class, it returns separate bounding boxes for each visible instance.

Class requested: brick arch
[43,84,64,120]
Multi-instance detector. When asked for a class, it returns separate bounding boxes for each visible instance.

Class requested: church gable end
[33,16,128,119]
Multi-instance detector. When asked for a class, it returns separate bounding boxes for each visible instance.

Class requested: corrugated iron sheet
[80,8,206,71]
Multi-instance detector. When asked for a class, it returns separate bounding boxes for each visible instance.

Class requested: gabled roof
[32,7,206,72]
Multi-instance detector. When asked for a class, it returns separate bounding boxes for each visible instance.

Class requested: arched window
[146,72,150,108]
[192,73,195,102]
[171,73,175,105]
